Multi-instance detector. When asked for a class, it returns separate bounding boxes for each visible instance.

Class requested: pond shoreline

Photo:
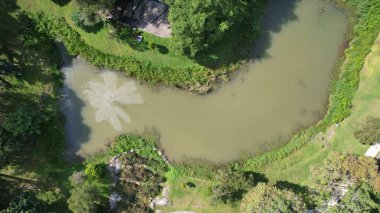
[56,0,348,163]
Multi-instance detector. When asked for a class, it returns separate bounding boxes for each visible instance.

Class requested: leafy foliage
[1,192,46,213]
[310,153,379,194]
[240,183,306,213]
[211,169,260,204]
[67,183,103,213]
[116,152,165,212]
[331,183,380,212]
[310,152,380,209]
[112,134,168,174]
[169,0,259,57]
[84,162,106,180]
[324,0,380,124]
[354,116,380,145]
[0,107,44,167]
[2,107,43,137]
[169,0,237,56]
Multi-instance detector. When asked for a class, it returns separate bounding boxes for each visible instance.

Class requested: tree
[73,0,115,27]
[168,0,245,57]
[2,192,46,213]
[0,107,43,167]
[240,183,306,213]
[310,153,380,210]
[211,169,260,204]
[310,153,379,195]
[354,116,380,145]
[67,183,102,213]
[331,183,380,212]
[2,107,43,137]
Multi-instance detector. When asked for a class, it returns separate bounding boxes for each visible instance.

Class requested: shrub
[112,134,168,174]
[240,183,306,213]
[71,11,84,28]
[84,162,106,179]
[147,41,157,50]
[3,192,47,213]
[354,117,380,145]
[211,169,260,204]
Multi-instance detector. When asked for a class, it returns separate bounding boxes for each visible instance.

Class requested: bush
[354,117,380,145]
[240,183,306,213]
[84,162,106,179]
[147,41,157,50]
[3,192,47,213]
[211,169,261,204]
[71,11,84,28]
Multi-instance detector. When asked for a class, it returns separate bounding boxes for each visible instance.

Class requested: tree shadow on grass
[156,44,169,54]
[51,0,71,7]
[275,180,315,207]
[194,0,300,68]
[81,21,104,34]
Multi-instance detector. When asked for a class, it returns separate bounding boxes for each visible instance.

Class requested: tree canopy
[67,183,102,213]
[311,153,380,210]
[240,183,306,213]
[0,107,44,167]
[331,183,380,212]
[2,192,46,213]
[168,0,247,57]
[211,169,261,204]
[310,152,379,194]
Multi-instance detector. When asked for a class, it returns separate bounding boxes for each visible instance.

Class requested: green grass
[158,168,240,213]
[262,33,380,185]
[15,0,202,69]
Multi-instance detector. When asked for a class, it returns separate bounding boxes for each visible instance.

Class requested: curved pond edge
[24,0,380,178]
[241,0,380,172]
[24,0,268,95]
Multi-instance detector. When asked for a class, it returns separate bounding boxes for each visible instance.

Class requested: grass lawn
[262,33,380,186]
[15,0,203,69]
[158,169,240,213]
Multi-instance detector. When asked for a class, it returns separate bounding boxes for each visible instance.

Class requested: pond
[60,0,347,161]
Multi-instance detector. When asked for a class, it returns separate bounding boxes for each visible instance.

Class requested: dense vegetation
[310,153,380,211]
[66,133,169,212]
[1,192,47,213]
[1,0,380,212]
[354,116,380,145]
[240,183,306,213]
[0,1,68,210]
[167,0,261,57]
